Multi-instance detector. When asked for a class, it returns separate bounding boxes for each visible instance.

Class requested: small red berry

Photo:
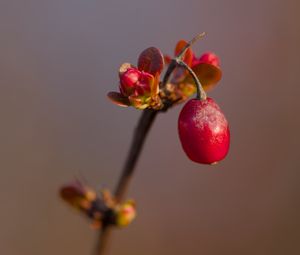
[178,98,230,164]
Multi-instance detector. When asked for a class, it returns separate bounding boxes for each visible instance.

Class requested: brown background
[1,0,300,254]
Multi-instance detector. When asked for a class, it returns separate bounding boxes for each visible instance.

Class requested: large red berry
[178,98,230,164]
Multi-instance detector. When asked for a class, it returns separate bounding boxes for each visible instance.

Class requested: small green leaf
[107,92,130,107]
[138,47,164,75]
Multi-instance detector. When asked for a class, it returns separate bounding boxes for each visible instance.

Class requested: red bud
[119,68,141,96]
[194,52,220,67]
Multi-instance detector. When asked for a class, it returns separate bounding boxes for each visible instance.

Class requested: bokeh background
[1,0,300,254]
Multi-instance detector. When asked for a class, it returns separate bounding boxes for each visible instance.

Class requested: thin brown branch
[94,226,112,255]
[177,32,205,59]
[114,109,158,202]
[95,109,158,255]
[94,34,203,255]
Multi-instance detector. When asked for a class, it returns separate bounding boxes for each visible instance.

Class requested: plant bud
[114,200,136,227]
[119,68,141,96]
[118,67,158,109]
[60,181,110,226]
[195,52,220,67]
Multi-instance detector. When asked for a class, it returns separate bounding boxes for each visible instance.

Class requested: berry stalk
[162,32,205,87]
[176,59,207,101]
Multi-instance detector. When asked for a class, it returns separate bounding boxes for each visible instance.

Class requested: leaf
[174,40,193,66]
[164,54,172,65]
[138,47,164,75]
[186,63,222,91]
[128,96,148,110]
[172,40,194,81]
[150,73,160,98]
[107,92,130,107]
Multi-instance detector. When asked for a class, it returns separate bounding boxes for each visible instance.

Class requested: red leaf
[171,40,194,81]
[174,40,193,66]
[107,92,130,107]
[189,63,222,91]
[138,47,164,75]
[164,54,172,65]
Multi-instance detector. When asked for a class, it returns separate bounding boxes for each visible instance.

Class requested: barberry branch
[59,33,228,255]
[94,109,157,255]
[95,34,206,255]
[114,109,158,202]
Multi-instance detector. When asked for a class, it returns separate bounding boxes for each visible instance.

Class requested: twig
[94,226,112,255]
[95,33,205,255]
[114,109,158,202]
[161,32,205,91]
[95,109,157,255]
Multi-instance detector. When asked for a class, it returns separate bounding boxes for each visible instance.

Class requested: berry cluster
[108,36,230,165]
[60,35,230,232]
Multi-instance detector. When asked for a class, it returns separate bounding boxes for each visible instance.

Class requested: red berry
[178,98,230,164]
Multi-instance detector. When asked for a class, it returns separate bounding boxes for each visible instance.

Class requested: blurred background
[1,0,300,254]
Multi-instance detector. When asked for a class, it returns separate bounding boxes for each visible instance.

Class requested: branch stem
[162,32,205,88]
[177,32,205,59]
[95,109,157,255]
[114,109,158,202]
[94,226,112,255]
[177,60,207,100]
[95,33,205,255]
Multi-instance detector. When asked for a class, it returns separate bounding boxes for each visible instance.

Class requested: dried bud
[114,200,136,227]
[60,181,96,210]
[60,182,138,229]
[60,181,110,228]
